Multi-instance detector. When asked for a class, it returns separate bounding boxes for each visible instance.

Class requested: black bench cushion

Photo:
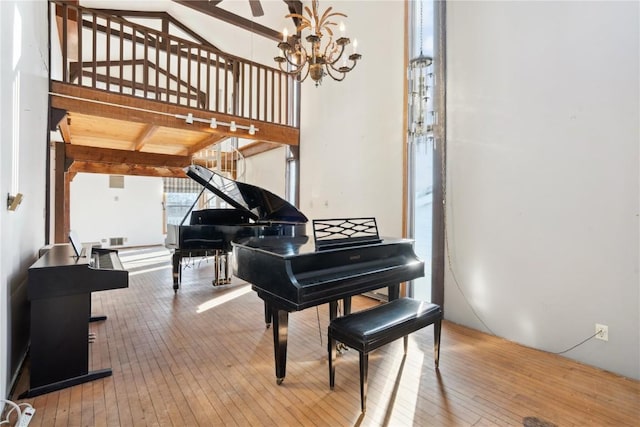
[328,297,442,353]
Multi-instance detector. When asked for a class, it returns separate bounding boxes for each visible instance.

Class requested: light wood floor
[10,247,640,426]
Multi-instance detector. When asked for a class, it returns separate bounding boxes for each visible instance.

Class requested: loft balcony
[49,1,300,179]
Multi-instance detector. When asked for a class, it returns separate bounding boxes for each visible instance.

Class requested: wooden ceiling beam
[172,0,281,41]
[186,134,229,156]
[69,161,187,178]
[239,141,280,157]
[133,124,159,151]
[58,115,72,143]
[65,145,191,168]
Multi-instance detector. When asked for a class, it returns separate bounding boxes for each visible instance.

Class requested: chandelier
[274,0,362,86]
[408,1,433,142]
[408,55,433,141]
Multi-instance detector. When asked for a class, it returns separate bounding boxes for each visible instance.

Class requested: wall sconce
[7,193,23,211]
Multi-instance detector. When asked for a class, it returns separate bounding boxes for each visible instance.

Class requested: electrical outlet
[595,324,608,341]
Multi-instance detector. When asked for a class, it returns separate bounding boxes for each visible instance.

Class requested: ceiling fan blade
[248,0,264,17]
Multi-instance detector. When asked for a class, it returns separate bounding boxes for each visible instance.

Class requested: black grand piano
[165,165,308,291]
[232,226,424,384]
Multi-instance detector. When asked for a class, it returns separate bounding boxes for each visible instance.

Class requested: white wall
[70,174,165,247]
[445,1,639,379]
[242,145,287,195]
[299,1,406,238]
[0,0,49,397]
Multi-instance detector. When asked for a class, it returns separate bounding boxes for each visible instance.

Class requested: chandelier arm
[324,65,346,82]
[284,44,309,70]
[299,63,311,82]
[326,56,360,74]
[277,61,306,77]
[326,43,346,66]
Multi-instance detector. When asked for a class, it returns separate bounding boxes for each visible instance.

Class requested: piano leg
[329,301,338,320]
[388,284,400,301]
[343,297,352,316]
[263,301,272,328]
[172,251,181,292]
[329,299,351,321]
[271,308,288,384]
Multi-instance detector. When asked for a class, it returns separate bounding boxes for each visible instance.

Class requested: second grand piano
[165,165,308,291]
[232,233,424,384]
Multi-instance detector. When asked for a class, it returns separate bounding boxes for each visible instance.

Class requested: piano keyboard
[91,250,124,270]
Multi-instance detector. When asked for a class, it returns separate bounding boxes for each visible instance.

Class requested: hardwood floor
[10,247,640,426]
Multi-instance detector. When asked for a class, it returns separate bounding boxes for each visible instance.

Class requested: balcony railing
[52,1,297,128]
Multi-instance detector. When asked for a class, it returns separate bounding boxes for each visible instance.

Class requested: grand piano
[165,165,308,291]
[20,243,128,398]
[232,231,424,384]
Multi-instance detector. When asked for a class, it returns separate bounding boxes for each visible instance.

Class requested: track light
[175,114,258,135]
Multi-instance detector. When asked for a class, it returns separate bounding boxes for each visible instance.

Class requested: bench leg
[434,319,442,368]
[359,352,368,413]
[329,335,336,389]
[403,335,408,354]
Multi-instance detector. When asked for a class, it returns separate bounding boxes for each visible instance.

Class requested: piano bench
[328,297,442,413]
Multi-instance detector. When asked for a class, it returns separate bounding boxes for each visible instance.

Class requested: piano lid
[185,165,308,223]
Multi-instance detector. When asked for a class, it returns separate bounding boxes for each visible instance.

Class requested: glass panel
[409,0,435,302]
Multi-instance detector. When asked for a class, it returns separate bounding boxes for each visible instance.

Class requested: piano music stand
[312,218,382,251]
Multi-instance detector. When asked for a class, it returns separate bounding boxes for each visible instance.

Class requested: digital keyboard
[20,243,128,398]
[91,248,124,270]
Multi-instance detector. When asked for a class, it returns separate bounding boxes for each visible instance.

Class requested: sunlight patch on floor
[127,264,172,276]
[371,337,424,423]
[196,284,252,313]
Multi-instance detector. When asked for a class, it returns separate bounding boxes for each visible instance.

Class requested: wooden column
[54,142,71,244]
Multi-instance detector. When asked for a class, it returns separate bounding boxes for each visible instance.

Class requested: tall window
[408,0,435,301]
